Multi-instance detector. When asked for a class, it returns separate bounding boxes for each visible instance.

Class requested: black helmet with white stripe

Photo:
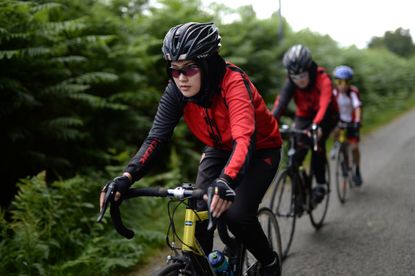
[162,22,221,61]
[282,44,312,74]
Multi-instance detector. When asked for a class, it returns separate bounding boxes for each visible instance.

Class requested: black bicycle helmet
[162,22,221,61]
[282,44,313,75]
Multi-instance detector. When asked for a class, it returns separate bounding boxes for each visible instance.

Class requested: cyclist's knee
[224,208,255,229]
[350,143,359,151]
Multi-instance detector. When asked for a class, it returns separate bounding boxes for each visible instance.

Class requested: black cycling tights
[294,112,338,184]
[195,147,280,266]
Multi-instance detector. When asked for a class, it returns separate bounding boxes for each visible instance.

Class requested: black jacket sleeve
[273,79,295,119]
[124,82,185,182]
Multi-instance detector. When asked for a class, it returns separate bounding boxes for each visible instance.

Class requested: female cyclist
[100,22,282,275]
[331,65,363,185]
[272,44,339,205]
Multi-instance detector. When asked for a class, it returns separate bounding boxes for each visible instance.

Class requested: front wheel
[153,262,186,276]
[309,160,330,229]
[335,145,350,204]
[269,169,296,260]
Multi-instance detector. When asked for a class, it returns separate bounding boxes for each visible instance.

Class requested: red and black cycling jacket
[125,63,282,187]
[272,66,338,125]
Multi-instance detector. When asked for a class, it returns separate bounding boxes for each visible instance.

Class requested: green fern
[40,83,90,96]
[51,55,87,64]
[29,2,62,14]
[47,117,84,128]
[39,18,87,36]
[65,72,119,85]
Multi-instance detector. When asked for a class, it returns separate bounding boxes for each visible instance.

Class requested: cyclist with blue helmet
[331,65,363,185]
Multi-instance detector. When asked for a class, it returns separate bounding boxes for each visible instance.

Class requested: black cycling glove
[111,175,131,195]
[210,178,236,202]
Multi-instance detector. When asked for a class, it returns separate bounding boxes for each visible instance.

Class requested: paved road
[132,109,415,276]
[279,109,415,275]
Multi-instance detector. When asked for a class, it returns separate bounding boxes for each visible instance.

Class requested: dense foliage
[1,0,414,275]
[0,172,172,275]
[369,27,415,58]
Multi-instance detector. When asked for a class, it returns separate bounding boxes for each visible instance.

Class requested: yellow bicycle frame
[338,127,346,143]
[182,208,208,255]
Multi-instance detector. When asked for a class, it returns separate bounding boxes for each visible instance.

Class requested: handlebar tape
[110,201,134,239]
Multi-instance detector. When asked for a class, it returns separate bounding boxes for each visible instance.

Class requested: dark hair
[191,53,226,107]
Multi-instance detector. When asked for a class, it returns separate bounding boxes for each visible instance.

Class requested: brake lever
[207,186,217,231]
[312,132,318,151]
[311,124,318,151]
[97,182,116,223]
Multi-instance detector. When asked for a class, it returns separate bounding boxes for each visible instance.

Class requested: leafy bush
[0,172,172,275]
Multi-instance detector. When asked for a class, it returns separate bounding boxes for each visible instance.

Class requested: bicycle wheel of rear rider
[335,145,349,204]
[309,160,331,229]
[269,169,296,260]
[153,261,185,276]
[258,207,282,271]
[240,207,282,275]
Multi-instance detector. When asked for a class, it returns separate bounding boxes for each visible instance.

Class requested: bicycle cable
[166,198,204,253]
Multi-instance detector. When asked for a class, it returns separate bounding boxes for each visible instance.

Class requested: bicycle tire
[258,207,282,271]
[335,145,349,204]
[153,262,186,276]
[269,169,296,260]
[309,160,330,229]
[240,207,282,275]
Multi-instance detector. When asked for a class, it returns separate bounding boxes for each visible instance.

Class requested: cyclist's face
[170,60,201,98]
[290,71,309,89]
[335,79,351,93]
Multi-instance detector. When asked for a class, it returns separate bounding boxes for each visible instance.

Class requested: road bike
[98,182,282,275]
[331,122,358,204]
[269,124,330,259]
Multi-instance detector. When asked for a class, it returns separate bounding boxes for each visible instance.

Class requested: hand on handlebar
[306,123,322,139]
[99,175,131,213]
[306,123,322,151]
[204,178,235,219]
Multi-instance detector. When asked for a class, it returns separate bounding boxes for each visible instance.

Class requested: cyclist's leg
[194,147,228,254]
[315,111,338,181]
[293,117,312,206]
[293,116,310,167]
[330,126,340,160]
[312,112,338,202]
[348,127,363,185]
[225,148,281,267]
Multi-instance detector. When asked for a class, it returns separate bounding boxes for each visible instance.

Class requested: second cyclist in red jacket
[273,44,339,205]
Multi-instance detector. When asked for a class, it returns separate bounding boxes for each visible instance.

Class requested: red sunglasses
[169,64,200,78]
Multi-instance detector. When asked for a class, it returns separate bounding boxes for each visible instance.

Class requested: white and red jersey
[333,85,362,123]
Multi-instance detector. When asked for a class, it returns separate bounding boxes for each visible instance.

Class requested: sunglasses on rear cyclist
[168,64,200,78]
[289,72,308,81]
[335,79,351,85]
